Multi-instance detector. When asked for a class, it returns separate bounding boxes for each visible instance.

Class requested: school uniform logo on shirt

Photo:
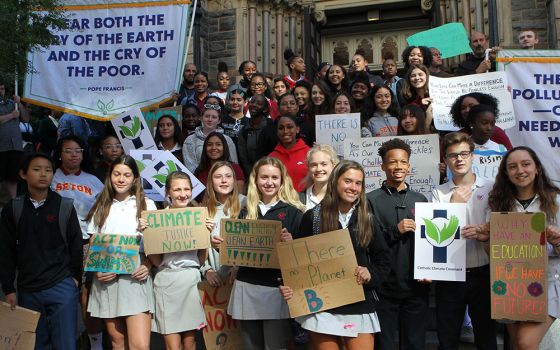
[55,182,94,196]
[277,212,286,220]
[419,209,460,263]
[46,214,58,223]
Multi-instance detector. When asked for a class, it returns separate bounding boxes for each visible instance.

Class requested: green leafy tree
[0,0,68,90]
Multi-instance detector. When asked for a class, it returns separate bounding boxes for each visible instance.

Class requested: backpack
[11,195,74,247]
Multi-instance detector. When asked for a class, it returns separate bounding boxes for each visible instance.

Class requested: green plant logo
[97,99,115,115]
[118,116,142,139]
[422,215,459,247]
[152,160,179,186]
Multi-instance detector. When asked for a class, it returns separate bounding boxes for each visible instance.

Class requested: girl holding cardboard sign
[280,160,390,350]
[488,146,560,350]
[200,161,246,287]
[142,171,209,350]
[86,155,157,350]
[228,157,305,350]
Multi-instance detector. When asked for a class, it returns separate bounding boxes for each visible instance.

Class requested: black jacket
[236,201,303,287]
[0,191,83,294]
[368,183,429,299]
[297,201,390,315]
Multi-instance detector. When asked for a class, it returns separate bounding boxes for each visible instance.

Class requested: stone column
[263,5,270,73]
[474,0,484,32]
[289,11,296,52]
[276,5,284,74]
[248,0,257,62]
[462,0,472,33]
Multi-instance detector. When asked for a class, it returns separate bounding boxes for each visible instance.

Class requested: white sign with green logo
[111,108,157,153]
[414,202,467,281]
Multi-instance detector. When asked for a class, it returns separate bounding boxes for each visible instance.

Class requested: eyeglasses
[250,82,265,88]
[103,144,123,150]
[445,151,472,161]
[204,104,221,111]
[63,148,84,155]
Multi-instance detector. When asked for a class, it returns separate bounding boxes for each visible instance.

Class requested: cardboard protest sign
[219,219,282,268]
[490,212,548,322]
[430,72,516,131]
[143,106,182,137]
[344,134,440,199]
[315,113,361,156]
[414,203,467,281]
[130,149,205,202]
[407,23,471,58]
[198,282,243,350]
[0,302,40,350]
[84,234,141,274]
[111,108,157,153]
[141,207,210,255]
[277,229,365,318]
[22,2,191,120]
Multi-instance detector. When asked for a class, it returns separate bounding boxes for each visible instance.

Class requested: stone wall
[207,8,237,81]
[511,0,549,47]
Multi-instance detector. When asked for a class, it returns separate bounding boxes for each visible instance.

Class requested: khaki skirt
[88,274,155,318]
[153,268,207,334]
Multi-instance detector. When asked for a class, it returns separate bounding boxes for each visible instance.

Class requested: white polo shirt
[432,175,494,268]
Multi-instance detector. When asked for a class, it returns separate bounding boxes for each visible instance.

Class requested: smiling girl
[299,145,340,210]
[281,160,390,350]
[269,115,311,192]
[86,155,157,350]
[361,85,399,137]
[182,105,238,173]
[145,171,208,350]
[228,157,305,349]
[155,115,184,164]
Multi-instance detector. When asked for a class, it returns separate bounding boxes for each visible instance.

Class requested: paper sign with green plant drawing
[129,149,205,200]
[414,203,467,282]
[111,108,156,153]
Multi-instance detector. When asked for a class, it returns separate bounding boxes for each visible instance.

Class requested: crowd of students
[0,29,559,350]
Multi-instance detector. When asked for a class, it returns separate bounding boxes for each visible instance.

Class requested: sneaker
[460,326,474,343]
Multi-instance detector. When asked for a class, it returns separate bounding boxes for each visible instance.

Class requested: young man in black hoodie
[367,139,429,350]
[0,152,83,350]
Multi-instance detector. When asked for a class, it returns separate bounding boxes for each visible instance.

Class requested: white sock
[88,332,103,350]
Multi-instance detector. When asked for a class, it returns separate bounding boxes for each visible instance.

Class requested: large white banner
[344,134,440,199]
[498,50,560,184]
[23,1,190,120]
[430,72,516,131]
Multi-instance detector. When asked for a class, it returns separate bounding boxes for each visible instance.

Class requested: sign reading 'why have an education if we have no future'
[490,212,548,322]
[277,229,364,318]
[141,207,210,255]
[220,219,282,269]
[85,234,141,274]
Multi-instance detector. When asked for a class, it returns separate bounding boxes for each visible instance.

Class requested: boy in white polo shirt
[432,132,497,350]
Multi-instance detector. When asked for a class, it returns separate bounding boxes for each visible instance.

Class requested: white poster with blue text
[23,0,190,120]
[344,134,440,199]
[498,50,560,184]
[414,202,467,281]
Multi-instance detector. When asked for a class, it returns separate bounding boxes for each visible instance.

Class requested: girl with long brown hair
[488,146,560,350]
[280,160,390,350]
[86,155,156,350]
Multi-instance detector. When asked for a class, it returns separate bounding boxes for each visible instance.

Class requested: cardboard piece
[406,23,472,59]
[429,72,516,131]
[130,149,205,202]
[344,134,440,199]
[198,282,243,350]
[490,212,548,322]
[0,302,40,350]
[142,106,182,137]
[141,207,210,255]
[414,202,467,281]
[219,219,282,269]
[84,234,141,274]
[111,108,157,153]
[277,229,365,318]
[315,113,361,156]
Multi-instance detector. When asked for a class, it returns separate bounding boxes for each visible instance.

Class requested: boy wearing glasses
[432,132,496,350]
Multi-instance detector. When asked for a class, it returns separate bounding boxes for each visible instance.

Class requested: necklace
[517,196,535,210]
